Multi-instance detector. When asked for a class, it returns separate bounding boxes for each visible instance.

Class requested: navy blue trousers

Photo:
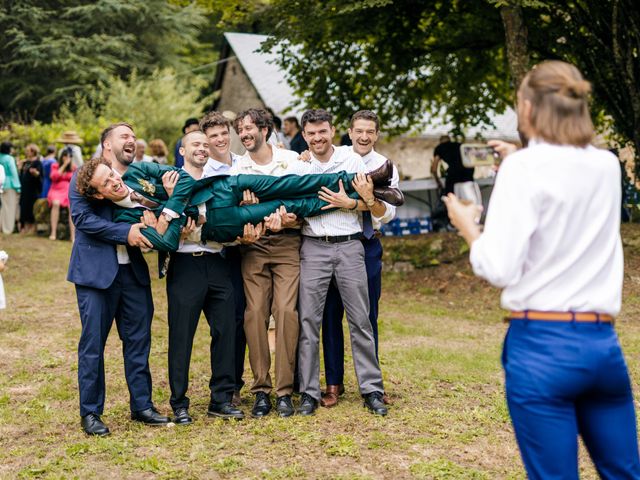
[322,237,382,385]
[503,319,640,479]
[76,265,154,417]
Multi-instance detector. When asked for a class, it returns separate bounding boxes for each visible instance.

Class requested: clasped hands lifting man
[69,108,402,435]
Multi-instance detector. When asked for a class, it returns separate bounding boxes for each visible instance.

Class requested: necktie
[362,211,374,239]
[130,190,160,209]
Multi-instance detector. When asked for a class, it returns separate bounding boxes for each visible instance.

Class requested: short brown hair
[301,109,333,130]
[200,111,232,135]
[350,110,379,131]
[519,61,594,147]
[100,122,134,148]
[233,108,273,139]
[76,156,111,198]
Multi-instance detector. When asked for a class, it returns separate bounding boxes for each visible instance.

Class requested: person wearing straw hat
[444,61,640,479]
[55,131,84,168]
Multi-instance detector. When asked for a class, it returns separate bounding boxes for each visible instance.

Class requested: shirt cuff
[162,208,179,220]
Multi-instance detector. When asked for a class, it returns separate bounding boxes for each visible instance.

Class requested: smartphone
[460,143,498,168]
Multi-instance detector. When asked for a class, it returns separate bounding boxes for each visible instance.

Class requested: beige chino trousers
[241,234,301,397]
[0,189,18,234]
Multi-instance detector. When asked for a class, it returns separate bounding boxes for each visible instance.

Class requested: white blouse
[470,140,623,316]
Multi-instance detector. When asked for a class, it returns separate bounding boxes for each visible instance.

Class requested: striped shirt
[302,146,367,237]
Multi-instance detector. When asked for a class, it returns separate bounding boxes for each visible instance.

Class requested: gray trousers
[298,237,384,401]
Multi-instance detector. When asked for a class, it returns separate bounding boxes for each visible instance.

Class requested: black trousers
[225,245,247,391]
[166,252,236,409]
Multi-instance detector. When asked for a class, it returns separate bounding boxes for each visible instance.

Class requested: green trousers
[114,172,359,251]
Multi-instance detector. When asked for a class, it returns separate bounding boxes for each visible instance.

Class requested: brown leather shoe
[367,160,393,186]
[373,186,405,206]
[231,390,242,407]
[320,385,341,408]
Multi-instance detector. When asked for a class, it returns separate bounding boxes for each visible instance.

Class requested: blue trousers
[322,237,382,385]
[503,319,640,479]
[76,265,154,417]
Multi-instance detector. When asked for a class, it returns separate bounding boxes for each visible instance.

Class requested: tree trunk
[612,0,640,178]
[500,2,530,100]
[499,2,530,145]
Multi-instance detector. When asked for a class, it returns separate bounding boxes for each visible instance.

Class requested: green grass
[2,230,640,478]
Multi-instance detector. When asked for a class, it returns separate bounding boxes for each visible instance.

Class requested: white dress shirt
[302,146,367,237]
[470,140,623,316]
[346,146,399,229]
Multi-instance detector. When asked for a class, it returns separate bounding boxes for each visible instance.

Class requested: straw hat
[55,131,84,145]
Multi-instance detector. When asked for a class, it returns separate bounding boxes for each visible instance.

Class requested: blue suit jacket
[67,171,151,289]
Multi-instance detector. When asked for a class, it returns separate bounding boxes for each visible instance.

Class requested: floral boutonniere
[138,179,156,195]
[277,160,288,170]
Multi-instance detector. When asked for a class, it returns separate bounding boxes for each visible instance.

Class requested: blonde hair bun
[564,79,591,99]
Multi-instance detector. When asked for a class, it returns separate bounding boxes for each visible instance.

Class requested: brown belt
[506,310,614,323]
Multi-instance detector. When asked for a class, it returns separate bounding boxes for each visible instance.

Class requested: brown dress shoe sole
[320,394,339,408]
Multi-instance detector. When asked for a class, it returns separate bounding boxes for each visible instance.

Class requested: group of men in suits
[68,107,399,436]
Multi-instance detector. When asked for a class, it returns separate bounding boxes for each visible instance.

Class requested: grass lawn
[2,227,640,479]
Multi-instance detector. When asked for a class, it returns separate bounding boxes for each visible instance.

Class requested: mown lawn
[2,228,640,479]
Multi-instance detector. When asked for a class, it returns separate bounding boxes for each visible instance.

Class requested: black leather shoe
[207,402,245,420]
[363,392,388,416]
[81,413,110,436]
[297,393,318,416]
[173,407,193,425]
[373,186,404,206]
[367,160,393,186]
[251,392,272,418]
[276,395,295,418]
[131,406,171,425]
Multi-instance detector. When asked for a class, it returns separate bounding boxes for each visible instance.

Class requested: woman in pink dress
[47,148,76,241]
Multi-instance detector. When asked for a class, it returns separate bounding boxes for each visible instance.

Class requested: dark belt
[263,228,301,237]
[174,251,221,257]
[505,310,614,324]
[305,234,362,243]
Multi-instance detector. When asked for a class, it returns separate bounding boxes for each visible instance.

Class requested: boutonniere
[138,179,156,195]
[278,160,288,170]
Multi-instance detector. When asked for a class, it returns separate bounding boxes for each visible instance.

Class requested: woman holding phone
[47,147,76,241]
[445,61,640,479]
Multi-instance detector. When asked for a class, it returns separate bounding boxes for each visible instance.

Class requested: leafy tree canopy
[261,0,512,135]
[0,0,205,121]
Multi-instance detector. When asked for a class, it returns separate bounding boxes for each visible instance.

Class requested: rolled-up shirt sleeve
[470,156,538,288]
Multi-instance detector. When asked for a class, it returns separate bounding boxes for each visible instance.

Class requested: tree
[524,0,640,171]
[262,0,512,135]
[0,0,205,122]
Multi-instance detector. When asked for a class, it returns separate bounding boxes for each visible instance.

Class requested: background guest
[0,142,20,234]
[283,116,308,154]
[55,131,84,168]
[149,139,169,164]
[47,147,76,241]
[18,143,42,235]
[40,145,57,199]
[174,118,200,168]
[133,139,153,163]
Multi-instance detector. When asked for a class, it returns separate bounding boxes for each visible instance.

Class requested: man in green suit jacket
[75,132,401,250]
